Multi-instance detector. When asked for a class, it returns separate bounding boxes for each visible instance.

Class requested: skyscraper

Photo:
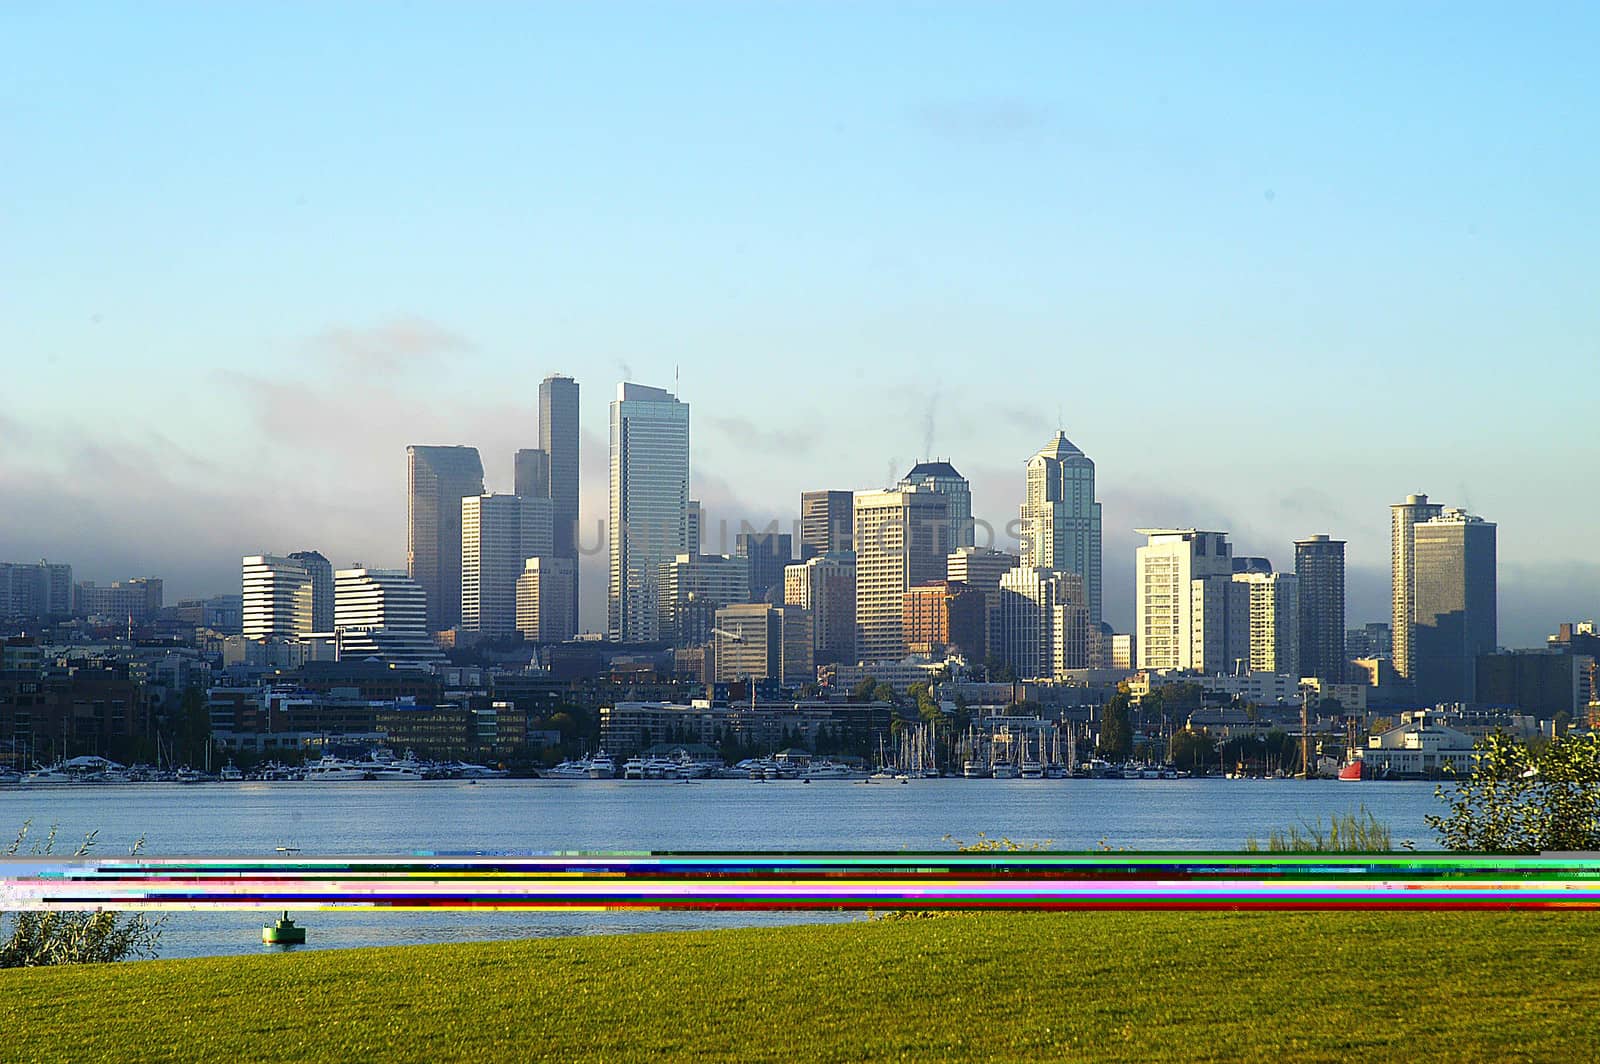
[514,448,551,500]
[287,550,334,634]
[515,557,578,643]
[609,382,690,642]
[1295,534,1346,682]
[800,490,854,559]
[407,445,485,632]
[1018,432,1103,625]
[996,567,1088,680]
[898,461,974,552]
[1390,493,1443,682]
[539,374,581,617]
[736,530,793,604]
[461,494,554,636]
[712,603,813,686]
[1412,509,1498,704]
[1233,570,1300,676]
[853,487,950,662]
[657,553,749,648]
[783,553,856,666]
[1135,529,1245,673]
[241,555,314,641]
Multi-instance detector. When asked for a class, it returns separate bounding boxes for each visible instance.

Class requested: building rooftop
[903,460,964,480]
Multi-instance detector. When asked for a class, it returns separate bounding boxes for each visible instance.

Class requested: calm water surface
[1,778,1443,958]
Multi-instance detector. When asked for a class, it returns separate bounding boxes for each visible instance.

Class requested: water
[2,778,1443,958]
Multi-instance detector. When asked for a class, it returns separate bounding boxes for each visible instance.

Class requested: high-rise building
[328,568,442,665]
[1233,571,1300,677]
[687,500,702,555]
[736,531,792,604]
[539,374,581,623]
[898,461,974,552]
[657,553,750,648]
[996,567,1088,680]
[1346,622,1393,660]
[853,488,951,663]
[947,546,1022,662]
[1390,493,1444,682]
[712,603,812,686]
[782,553,856,666]
[1412,509,1497,704]
[241,555,314,641]
[1135,529,1245,673]
[461,494,554,636]
[407,445,485,632]
[1295,534,1346,683]
[0,561,74,619]
[903,581,987,661]
[515,557,578,643]
[514,448,551,500]
[1017,432,1103,625]
[287,550,334,634]
[609,383,690,643]
[800,490,854,559]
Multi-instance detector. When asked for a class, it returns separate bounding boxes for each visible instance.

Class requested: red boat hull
[1338,761,1364,781]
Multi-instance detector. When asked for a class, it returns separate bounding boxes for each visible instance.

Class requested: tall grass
[1245,807,1393,852]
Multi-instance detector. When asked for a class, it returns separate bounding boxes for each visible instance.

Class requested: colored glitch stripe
[5,853,1600,912]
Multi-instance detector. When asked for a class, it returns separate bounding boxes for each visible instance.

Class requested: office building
[0,560,74,620]
[783,553,856,666]
[241,555,314,641]
[1476,650,1588,719]
[515,557,578,643]
[407,445,485,632]
[1346,623,1393,660]
[609,383,690,643]
[326,568,442,665]
[1017,432,1103,625]
[946,547,1021,593]
[1295,534,1346,683]
[996,567,1088,680]
[712,603,813,686]
[1135,529,1244,673]
[287,550,334,634]
[903,581,987,661]
[853,487,951,663]
[658,553,750,648]
[898,461,974,552]
[1233,571,1300,677]
[687,500,702,555]
[1390,493,1444,682]
[514,448,550,499]
[736,530,792,604]
[800,490,854,559]
[75,578,163,624]
[539,374,581,618]
[1412,509,1497,703]
[462,494,555,636]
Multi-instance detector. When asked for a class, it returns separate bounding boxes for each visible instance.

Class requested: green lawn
[4,912,1597,1062]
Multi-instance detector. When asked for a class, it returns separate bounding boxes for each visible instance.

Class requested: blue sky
[2,3,1596,641]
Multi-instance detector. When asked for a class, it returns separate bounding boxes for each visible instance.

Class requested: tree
[1168,728,1215,773]
[1097,694,1132,760]
[851,677,879,703]
[3,823,163,967]
[1427,732,1600,853]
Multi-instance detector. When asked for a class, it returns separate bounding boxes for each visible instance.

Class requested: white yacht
[623,757,646,780]
[587,751,617,779]
[219,761,244,782]
[990,761,1020,780]
[961,759,990,779]
[544,758,591,780]
[302,755,371,782]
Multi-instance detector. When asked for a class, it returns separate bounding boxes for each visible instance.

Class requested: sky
[2,3,1597,645]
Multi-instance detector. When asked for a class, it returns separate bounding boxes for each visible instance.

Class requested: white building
[1135,529,1246,673]
[853,487,950,663]
[241,555,313,641]
[462,494,554,636]
[996,567,1088,680]
[1233,571,1300,677]
[312,567,442,665]
[1356,711,1478,778]
[609,383,690,643]
[1018,432,1103,625]
[515,556,577,643]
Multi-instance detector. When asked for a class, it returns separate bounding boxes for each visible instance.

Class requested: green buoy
[263,912,306,945]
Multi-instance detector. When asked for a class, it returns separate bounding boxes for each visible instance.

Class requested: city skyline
[3,6,1596,644]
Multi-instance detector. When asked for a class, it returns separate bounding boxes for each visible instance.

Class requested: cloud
[912,99,1055,143]
[307,316,475,373]
[701,415,815,455]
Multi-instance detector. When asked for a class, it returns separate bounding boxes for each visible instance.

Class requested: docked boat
[587,751,617,779]
[623,757,646,780]
[961,759,990,779]
[219,761,244,782]
[302,755,371,782]
[1338,760,1364,782]
[990,761,1020,780]
[544,758,591,780]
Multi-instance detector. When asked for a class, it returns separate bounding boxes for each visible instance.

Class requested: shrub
[1426,731,1600,853]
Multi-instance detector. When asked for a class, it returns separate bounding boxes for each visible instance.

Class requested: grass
[5,911,1599,1062]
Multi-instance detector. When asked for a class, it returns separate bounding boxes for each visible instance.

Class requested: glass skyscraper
[1018,432,1103,626]
[608,382,689,643]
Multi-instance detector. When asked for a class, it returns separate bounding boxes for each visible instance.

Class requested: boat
[219,761,244,782]
[1338,760,1364,782]
[544,758,591,780]
[962,759,990,779]
[990,761,1020,780]
[587,751,616,779]
[302,755,371,782]
[623,757,646,780]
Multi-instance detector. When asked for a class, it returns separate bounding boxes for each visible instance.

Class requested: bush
[2,822,164,968]
[1427,731,1600,853]
[1245,808,1396,852]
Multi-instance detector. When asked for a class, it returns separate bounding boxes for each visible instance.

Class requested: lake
[1,777,1445,958]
